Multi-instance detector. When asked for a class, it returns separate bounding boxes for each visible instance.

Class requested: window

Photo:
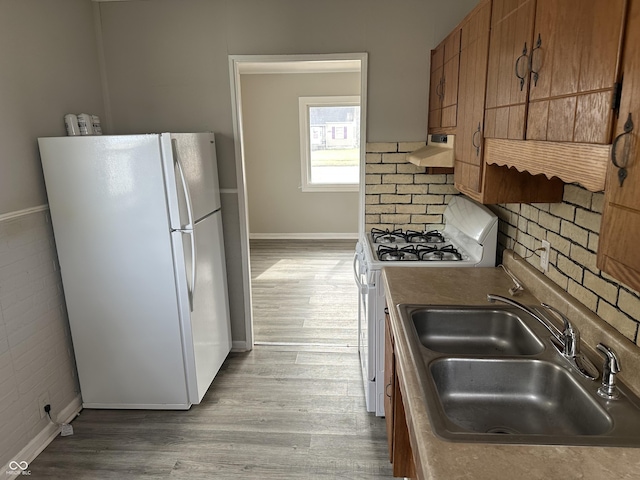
[299,96,361,192]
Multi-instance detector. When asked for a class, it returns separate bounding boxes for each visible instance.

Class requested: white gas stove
[353,196,498,416]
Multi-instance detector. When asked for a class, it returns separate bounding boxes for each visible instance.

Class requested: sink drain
[486,426,519,435]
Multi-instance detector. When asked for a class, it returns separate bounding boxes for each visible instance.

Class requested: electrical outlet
[540,240,551,272]
[38,392,50,419]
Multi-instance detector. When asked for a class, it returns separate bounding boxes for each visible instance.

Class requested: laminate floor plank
[29,241,393,479]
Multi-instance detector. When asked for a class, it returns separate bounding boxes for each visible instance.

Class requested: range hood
[407,134,455,167]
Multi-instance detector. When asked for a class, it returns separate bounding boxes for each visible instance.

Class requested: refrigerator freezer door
[38,135,191,409]
[161,133,221,229]
[172,211,232,403]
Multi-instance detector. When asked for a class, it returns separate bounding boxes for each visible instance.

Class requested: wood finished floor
[251,240,359,345]
[30,240,392,479]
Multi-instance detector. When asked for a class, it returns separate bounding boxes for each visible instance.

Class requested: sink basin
[430,358,612,436]
[410,306,544,355]
[397,304,640,447]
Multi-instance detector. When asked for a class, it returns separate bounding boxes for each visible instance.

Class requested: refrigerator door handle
[172,139,195,229]
[176,228,197,312]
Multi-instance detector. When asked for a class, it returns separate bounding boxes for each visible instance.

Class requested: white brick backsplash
[398,142,425,152]
[364,142,459,231]
[414,174,447,184]
[366,164,396,174]
[597,301,638,342]
[428,184,459,195]
[575,209,602,233]
[396,204,426,214]
[619,289,640,319]
[397,185,428,194]
[382,174,414,184]
[591,192,605,213]
[497,184,640,346]
[583,271,618,304]
[380,194,412,204]
[396,163,426,174]
[568,279,598,311]
[0,210,78,467]
[366,142,397,153]
[365,174,382,185]
[560,220,589,247]
[563,184,593,208]
[365,184,395,194]
[367,205,396,214]
[538,211,561,233]
[365,153,382,164]
[412,194,444,205]
[382,153,407,163]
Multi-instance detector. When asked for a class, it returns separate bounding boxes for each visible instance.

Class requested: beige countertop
[382,251,640,480]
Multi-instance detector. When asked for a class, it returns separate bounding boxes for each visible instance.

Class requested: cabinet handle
[471,123,482,156]
[515,42,529,91]
[435,77,444,101]
[440,76,446,100]
[611,113,634,187]
[386,383,392,398]
[530,34,542,87]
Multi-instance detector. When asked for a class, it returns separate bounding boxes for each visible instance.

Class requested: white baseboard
[1,395,82,479]
[249,233,358,240]
[231,340,251,352]
[0,205,48,224]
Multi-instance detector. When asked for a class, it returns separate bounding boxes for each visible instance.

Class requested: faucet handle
[597,343,621,373]
[541,303,579,357]
[597,343,621,400]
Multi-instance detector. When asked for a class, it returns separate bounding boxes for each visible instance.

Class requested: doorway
[229,54,368,349]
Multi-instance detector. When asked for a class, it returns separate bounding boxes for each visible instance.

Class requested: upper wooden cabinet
[455,0,492,196]
[526,0,626,144]
[598,0,640,293]
[454,0,564,203]
[484,0,626,144]
[484,0,536,140]
[429,29,461,133]
[482,0,627,193]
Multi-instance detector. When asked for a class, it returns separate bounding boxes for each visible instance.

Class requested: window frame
[298,95,361,193]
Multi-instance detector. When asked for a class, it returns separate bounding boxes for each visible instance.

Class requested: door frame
[228,53,368,350]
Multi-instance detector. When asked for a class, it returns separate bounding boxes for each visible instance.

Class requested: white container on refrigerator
[38,132,232,409]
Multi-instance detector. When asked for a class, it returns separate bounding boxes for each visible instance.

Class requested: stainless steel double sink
[399,304,640,447]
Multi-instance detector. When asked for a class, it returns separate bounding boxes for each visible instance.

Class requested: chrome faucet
[487,294,599,380]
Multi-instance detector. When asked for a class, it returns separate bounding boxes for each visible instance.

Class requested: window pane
[309,105,360,185]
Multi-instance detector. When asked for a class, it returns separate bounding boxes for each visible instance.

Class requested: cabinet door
[429,44,445,131]
[484,0,536,140]
[454,1,492,198]
[598,0,640,292]
[384,312,395,462]
[526,0,626,143]
[442,30,461,128]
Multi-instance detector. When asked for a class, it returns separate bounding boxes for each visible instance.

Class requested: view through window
[299,96,360,191]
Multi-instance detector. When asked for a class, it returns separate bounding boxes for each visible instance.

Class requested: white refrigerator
[38,133,232,409]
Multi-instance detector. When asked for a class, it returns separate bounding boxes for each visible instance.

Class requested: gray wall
[0,0,105,215]
[241,72,360,236]
[96,0,479,342]
[0,0,105,468]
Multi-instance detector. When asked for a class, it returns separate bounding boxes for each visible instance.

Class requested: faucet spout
[486,294,599,380]
[486,294,564,343]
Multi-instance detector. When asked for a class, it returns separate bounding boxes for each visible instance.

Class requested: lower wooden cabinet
[384,311,416,479]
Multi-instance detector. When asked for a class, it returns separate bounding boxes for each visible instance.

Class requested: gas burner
[419,245,463,262]
[371,228,406,244]
[405,229,445,244]
[377,245,419,262]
